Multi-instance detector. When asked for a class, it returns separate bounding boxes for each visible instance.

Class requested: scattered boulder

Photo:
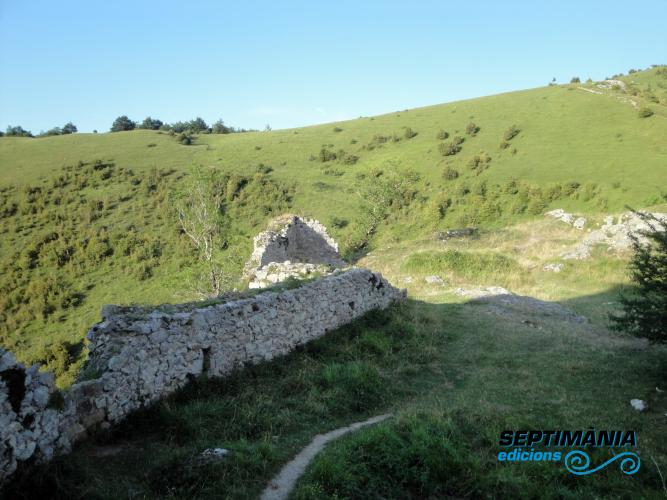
[562,211,667,260]
[545,209,586,229]
[573,217,586,230]
[435,228,478,240]
[425,275,445,285]
[200,448,230,461]
[630,399,648,412]
[545,209,575,225]
[543,263,564,273]
[598,79,627,91]
[454,286,510,298]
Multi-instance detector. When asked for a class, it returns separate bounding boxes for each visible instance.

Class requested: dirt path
[260,414,392,500]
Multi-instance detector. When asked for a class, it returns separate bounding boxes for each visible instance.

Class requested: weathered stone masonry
[0,269,405,483]
[245,215,347,289]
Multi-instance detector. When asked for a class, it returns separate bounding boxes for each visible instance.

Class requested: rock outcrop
[562,211,667,260]
[545,209,586,229]
[0,269,404,484]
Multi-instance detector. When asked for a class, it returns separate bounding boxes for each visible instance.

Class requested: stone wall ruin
[245,215,347,288]
[0,269,404,484]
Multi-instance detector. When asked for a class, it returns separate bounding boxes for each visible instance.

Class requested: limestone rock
[630,399,648,412]
[543,263,564,272]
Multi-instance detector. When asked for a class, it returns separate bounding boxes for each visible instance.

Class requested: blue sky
[1,0,665,133]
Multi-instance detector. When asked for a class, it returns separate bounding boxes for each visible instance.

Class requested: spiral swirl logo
[564,450,640,476]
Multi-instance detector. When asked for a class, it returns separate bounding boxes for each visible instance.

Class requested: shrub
[365,134,390,150]
[436,129,449,140]
[467,152,492,174]
[570,77,581,83]
[110,115,136,132]
[5,125,33,137]
[563,181,581,196]
[503,125,520,141]
[319,148,337,162]
[61,122,77,134]
[211,119,231,134]
[466,122,480,136]
[439,136,464,156]
[403,127,417,139]
[256,163,273,174]
[442,166,459,180]
[611,212,667,343]
[339,153,359,165]
[139,117,163,130]
[331,216,348,228]
[638,107,654,118]
[333,126,343,133]
[188,117,208,133]
[431,192,452,219]
[178,133,193,145]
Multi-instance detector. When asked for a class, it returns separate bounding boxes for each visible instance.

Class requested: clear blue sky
[1,0,665,133]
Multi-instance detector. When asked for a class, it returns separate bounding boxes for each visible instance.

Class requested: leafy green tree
[61,122,77,134]
[110,115,136,132]
[211,119,231,134]
[43,127,62,136]
[171,121,188,133]
[188,117,208,133]
[5,125,33,137]
[611,212,667,343]
[139,117,163,130]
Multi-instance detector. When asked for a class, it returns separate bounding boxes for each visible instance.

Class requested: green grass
[401,249,522,287]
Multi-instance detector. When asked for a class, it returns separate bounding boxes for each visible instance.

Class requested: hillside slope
[0,66,666,384]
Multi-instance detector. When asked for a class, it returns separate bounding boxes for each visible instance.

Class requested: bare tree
[175,167,229,296]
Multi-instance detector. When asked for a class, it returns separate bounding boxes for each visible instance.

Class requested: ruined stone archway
[245,215,346,288]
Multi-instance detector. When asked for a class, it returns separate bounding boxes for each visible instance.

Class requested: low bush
[403,127,417,139]
[439,136,464,156]
[503,125,520,141]
[467,152,492,174]
[319,148,337,162]
[442,166,459,180]
[638,107,654,118]
[436,129,449,140]
[466,122,480,136]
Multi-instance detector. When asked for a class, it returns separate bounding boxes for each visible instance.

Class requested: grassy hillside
[2,66,667,498]
[0,66,666,387]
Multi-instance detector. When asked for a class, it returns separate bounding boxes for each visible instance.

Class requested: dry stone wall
[0,268,404,484]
